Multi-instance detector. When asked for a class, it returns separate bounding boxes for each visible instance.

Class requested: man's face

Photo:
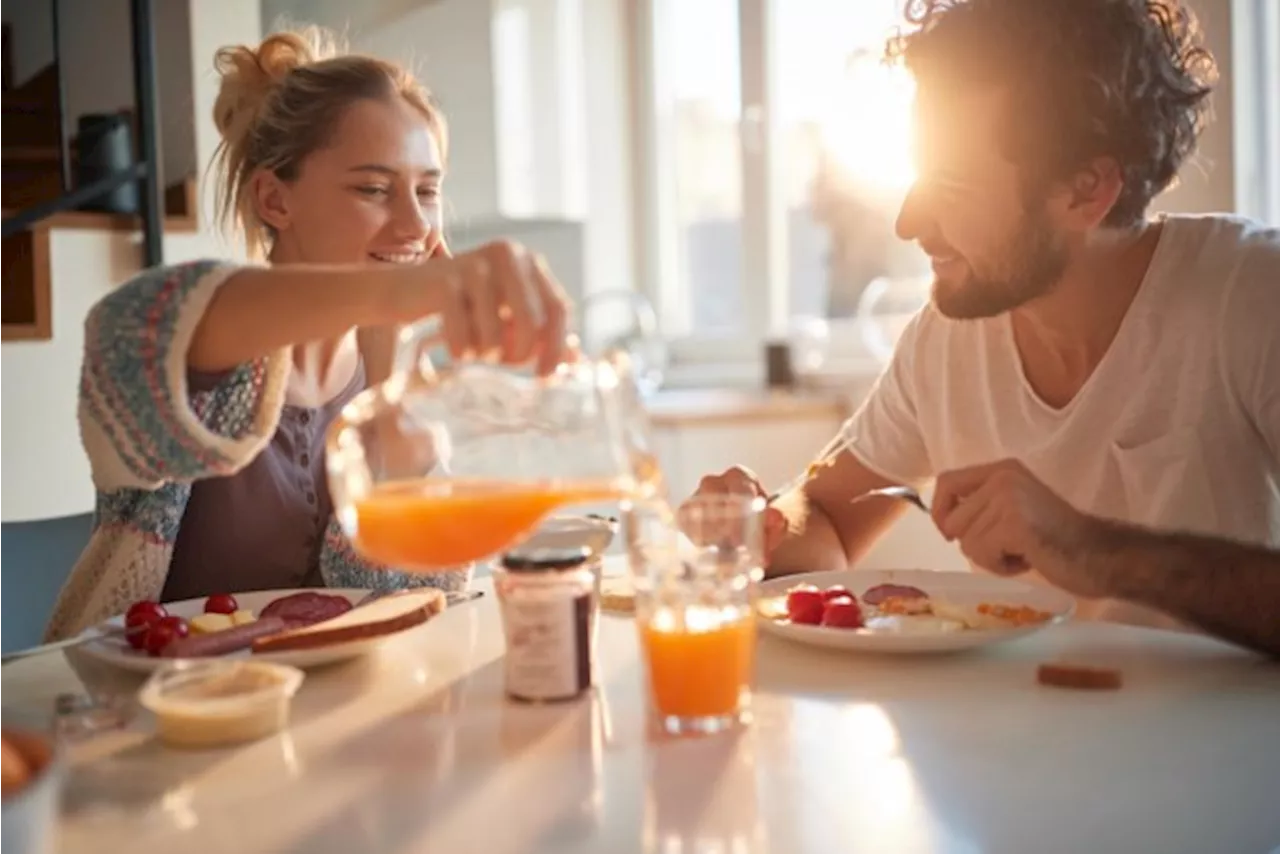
[896,87,1069,319]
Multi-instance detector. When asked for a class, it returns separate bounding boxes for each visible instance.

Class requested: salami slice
[861,583,929,605]
[160,616,289,658]
[259,592,353,626]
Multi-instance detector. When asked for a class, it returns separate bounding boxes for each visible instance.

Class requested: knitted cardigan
[43,260,469,641]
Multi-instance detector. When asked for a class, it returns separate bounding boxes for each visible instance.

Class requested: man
[692,0,1280,656]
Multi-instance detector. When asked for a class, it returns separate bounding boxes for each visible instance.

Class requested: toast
[251,589,446,654]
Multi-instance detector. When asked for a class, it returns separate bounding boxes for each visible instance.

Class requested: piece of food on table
[125,600,169,650]
[785,585,826,625]
[189,613,234,635]
[160,616,290,658]
[1,734,31,798]
[821,585,853,602]
[251,589,445,653]
[599,577,637,614]
[861,583,930,606]
[820,596,864,628]
[259,592,353,627]
[977,602,1053,626]
[1036,663,1123,690]
[863,614,964,634]
[144,616,190,656]
[203,593,239,615]
[230,609,257,626]
[139,660,304,749]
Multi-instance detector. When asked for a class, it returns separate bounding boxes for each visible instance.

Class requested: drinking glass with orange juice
[627,495,763,736]
[326,316,662,573]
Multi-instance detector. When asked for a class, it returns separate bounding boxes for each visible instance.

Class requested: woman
[44,29,570,640]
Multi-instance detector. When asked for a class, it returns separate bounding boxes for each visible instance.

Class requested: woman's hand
[389,240,571,376]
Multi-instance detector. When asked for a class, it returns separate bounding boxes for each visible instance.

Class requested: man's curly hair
[886,0,1218,226]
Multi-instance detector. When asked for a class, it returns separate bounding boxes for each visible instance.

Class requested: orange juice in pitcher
[326,312,663,572]
[352,478,626,569]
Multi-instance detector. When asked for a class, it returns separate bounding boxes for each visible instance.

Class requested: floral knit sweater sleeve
[44,261,292,640]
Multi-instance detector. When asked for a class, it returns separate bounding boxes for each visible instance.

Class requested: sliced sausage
[160,616,290,658]
[1036,663,1123,691]
[862,583,929,605]
[259,592,353,626]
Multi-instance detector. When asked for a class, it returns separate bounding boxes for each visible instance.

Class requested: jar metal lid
[499,545,593,572]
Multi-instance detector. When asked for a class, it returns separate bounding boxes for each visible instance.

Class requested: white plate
[756,569,1075,654]
[77,589,406,673]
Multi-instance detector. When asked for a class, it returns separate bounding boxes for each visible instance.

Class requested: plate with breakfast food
[75,587,447,673]
[755,569,1074,653]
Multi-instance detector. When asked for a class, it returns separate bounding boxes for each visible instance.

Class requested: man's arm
[765,445,910,577]
[933,459,1280,657]
[1083,522,1280,658]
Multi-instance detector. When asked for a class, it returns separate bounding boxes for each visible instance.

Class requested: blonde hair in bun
[211,26,446,258]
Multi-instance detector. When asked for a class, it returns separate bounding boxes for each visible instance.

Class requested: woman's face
[257,96,445,265]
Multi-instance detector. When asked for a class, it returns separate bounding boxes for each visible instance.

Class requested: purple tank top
[162,363,366,601]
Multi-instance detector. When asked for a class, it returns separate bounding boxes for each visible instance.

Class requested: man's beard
[931,211,1069,320]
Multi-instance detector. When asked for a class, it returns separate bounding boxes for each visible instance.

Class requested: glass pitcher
[326,318,665,574]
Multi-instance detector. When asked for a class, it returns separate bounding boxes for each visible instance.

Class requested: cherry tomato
[786,586,825,625]
[822,585,854,602]
[821,596,864,629]
[144,616,190,657]
[204,593,239,615]
[125,601,168,650]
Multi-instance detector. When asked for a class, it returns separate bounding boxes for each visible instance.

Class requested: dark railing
[2,0,164,267]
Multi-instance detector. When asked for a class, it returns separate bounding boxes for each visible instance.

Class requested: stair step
[2,107,61,148]
[3,146,64,164]
[2,92,59,111]
[1,171,64,210]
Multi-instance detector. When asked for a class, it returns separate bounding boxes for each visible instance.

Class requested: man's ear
[1063,156,1124,229]
[249,169,292,232]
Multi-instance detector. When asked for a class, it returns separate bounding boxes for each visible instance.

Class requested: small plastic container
[138,660,304,749]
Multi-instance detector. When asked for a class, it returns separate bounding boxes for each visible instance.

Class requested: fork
[356,589,485,608]
[767,430,929,513]
[850,487,1029,570]
[850,485,930,513]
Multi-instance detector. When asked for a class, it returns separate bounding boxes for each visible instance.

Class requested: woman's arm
[80,241,570,492]
[186,263,412,372]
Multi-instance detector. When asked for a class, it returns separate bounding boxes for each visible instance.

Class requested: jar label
[500,593,590,700]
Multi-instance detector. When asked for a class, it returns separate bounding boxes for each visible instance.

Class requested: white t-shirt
[844,214,1280,627]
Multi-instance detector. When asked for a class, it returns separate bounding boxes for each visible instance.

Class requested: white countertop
[4,558,1279,854]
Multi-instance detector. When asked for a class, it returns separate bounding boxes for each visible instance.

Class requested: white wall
[188,0,265,240]
[263,0,503,222]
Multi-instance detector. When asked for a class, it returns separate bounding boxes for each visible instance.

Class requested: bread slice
[251,589,446,654]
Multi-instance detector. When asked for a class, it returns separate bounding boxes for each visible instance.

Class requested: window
[775,0,923,321]
[649,0,745,337]
[635,0,926,376]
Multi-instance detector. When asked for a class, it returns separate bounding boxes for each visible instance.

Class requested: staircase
[2,4,194,342]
